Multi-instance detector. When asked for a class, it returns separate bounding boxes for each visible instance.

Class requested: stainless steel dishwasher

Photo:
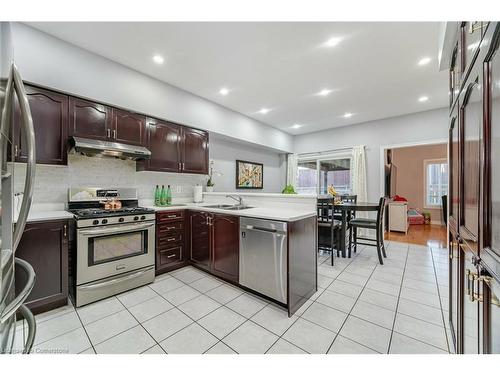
[239,217,287,303]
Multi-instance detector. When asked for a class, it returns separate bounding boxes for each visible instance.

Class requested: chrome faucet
[226,194,243,206]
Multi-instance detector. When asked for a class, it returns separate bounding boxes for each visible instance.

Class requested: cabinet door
[144,119,182,172]
[462,22,484,76]
[111,108,146,146]
[69,97,111,141]
[449,236,460,350]
[211,214,239,283]
[15,220,69,314]
[182,128,209,174]
[486,33,500,258]
[460,247,480,353]
[460,75,482,254]
[449,105,460,231]
[190,211,210,270]
[14,86,68,165]
[482,271,500,353]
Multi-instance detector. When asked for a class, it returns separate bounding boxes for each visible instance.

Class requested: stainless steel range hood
[69,137,151,160]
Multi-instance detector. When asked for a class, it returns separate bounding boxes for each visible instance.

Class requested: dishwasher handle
[243,225,286,235]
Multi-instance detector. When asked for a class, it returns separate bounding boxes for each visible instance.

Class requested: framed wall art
[236,160,263,189]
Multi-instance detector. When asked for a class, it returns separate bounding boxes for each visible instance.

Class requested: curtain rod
[298,146,354,158]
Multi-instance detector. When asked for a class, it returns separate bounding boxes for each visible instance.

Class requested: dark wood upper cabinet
[13,85,68,165]
[190,211,211,271]
[460,75,482,255]
[15,220,69,315]
[111,108,146,146]
[137,119,182,172]
[211,214,239,283]
[449,106,460,233]
[69,97,111,141]
[182,128,209,174]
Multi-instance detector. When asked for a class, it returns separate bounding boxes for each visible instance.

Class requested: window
[424,159,448,207]
[297,161,318,194]
[297,156,352,195]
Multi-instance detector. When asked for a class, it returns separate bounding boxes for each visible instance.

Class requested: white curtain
[286,153,298,188]
[352,145,367,202]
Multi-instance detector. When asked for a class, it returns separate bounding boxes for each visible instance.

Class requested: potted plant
[206,160,221,192]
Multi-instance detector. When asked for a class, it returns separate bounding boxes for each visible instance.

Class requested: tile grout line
[386,242,410,353]
[324,244,389,354]
[429,245,452,353]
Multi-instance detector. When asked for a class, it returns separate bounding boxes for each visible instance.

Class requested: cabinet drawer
[157,210,184,223]
[157,232,183,248]
[158,246,182,266]
[157,221,184,235]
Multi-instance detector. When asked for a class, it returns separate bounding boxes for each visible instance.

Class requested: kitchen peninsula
[142,192,318,316]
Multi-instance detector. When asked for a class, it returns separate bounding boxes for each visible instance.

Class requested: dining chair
[317,198,341,266]
[347,197,387,264]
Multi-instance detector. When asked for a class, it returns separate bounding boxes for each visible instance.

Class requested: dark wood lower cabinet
[211,214,239,283]
[15,220,69,315]
[189,211,239,283]
[155,211,188,275]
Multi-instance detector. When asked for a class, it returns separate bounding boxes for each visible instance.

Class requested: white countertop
[142,203,316,222]
[14,210,75,223]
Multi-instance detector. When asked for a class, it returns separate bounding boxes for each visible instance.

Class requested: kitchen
[0,3,499,370]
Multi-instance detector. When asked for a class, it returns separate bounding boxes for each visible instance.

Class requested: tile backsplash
[11,154,206,205]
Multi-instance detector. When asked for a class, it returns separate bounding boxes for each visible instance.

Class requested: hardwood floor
[385,224,447,248]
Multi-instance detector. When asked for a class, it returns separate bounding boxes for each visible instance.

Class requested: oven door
[76,221,155,285]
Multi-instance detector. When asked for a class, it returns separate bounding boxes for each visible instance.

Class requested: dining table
[335,201,380,258]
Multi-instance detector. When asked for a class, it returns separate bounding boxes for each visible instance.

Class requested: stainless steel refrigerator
[0,21,37,354]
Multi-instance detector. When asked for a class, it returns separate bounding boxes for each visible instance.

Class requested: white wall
[209,134,286,193]
[294,108,449,202]
[10,23,293,153]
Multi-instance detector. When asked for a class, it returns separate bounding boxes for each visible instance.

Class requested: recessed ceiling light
[324,37,342,48]
[291,124,303,129]
[418,96,429,102]
[317,89,333,97]
[418,57,431,66]
[219,88,229,96]
[258,108,270,114]
[152,55,164,64]
[343,112,353,118]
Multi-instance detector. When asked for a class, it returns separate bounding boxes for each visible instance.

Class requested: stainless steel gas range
[68,188,155,307]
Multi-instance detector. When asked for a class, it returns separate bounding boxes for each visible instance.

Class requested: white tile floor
[14,240,453,354]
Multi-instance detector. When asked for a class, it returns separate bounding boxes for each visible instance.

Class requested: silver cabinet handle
[4,64,36,253]
[112,129,117,139]
[167,237,176,242]
[167,254,177,258]
[18,304,36,354]
[107,129,111,138]
[0,258,36,323]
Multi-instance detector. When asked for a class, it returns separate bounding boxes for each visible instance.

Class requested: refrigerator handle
[0,257,36,324]
[10,63,36,252]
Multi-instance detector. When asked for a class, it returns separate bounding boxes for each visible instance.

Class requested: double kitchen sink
[204,204,254,211]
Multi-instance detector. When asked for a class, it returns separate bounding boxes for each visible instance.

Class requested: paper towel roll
[193,185,203,203]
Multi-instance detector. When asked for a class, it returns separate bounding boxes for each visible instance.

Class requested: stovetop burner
[70,206,155,219]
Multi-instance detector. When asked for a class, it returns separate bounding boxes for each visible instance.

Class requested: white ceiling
[27,22,448,135]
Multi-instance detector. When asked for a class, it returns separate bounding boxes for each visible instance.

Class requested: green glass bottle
[154,185,160,206]
[166,185,172,205]
[160,185,166,206]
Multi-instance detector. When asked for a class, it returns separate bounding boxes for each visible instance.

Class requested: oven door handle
[78,222,154,237]
[78,266,154,291]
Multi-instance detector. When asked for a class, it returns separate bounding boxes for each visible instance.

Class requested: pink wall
[391,143,447,225]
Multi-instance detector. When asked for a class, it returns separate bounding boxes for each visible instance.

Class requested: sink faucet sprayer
[226,194,243,206]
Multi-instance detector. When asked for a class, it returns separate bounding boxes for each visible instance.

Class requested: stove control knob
[93,220,99,225]
[102,219,108,224]
[134,216,139,221]
[140,215,146,220]
[119,217,125,223]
